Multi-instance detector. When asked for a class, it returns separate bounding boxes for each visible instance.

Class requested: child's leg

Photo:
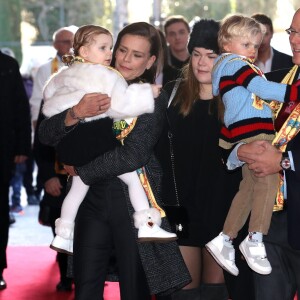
[118,171,149,212]
[248,173,278,235]
[223,164,254,238]
[51,176,89,254]
[60,176,89,222]
[206,165,254,276]
[118,171,177,242]
[238,172,277,275]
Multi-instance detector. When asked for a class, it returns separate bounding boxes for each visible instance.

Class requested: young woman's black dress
[155,82,242,247]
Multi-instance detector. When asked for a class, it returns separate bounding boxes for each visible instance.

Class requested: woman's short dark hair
[111,22,162,84]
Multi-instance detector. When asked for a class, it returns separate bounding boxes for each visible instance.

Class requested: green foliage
[166,0,282,23]
[0,0,22,62]
[169,0,231,22]
[1,0,297,65]
[20,0,114,43]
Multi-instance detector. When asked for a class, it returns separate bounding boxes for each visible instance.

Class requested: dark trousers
[0,182,10,272]
[253,210,300,300]
[73,180,150,300]
[10,157,43,205]
[10,163,26,206]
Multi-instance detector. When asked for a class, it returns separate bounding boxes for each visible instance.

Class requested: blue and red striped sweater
[212,53,300,149]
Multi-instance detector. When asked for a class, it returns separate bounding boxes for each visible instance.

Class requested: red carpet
[1,246,120,300]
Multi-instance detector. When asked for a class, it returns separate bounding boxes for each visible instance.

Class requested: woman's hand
[238,140,282,177]
[64,164,78,176]
[65,93,111,126]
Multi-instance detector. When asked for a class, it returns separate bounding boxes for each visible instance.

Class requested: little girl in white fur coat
[42,25,177,255]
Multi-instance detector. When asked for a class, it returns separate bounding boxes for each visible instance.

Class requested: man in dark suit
[0,51,32,290]
[237,9,300,299]
[252,13,294,72]
[33,105,73,292]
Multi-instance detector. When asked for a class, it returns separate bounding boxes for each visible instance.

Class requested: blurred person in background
[33,106,73,292]
[30,25,78,128]
[2,47,42,214]
[251,13,293,72]
[164,15,190,71]
[0,49,31,290]
[155,29,180,87]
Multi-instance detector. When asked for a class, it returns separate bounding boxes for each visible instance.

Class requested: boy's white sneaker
[239,236,272,275]
[206,233,239,276]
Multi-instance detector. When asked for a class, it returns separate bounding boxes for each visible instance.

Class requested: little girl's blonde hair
[218,14,263,52]
[73,24,112,56]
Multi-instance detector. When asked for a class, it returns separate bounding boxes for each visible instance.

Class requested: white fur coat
[42,63,154,122]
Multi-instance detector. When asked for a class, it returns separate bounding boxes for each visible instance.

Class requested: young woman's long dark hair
[111,22,162,84]
[173,60,221,118]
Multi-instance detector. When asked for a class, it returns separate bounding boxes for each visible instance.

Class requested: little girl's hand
[151,84,162,98]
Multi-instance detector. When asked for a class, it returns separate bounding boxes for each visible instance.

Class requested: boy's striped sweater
[212,53,299,149]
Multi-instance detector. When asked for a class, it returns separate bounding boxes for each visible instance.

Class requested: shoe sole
[138,236,178,243]
[239,242,272,275]
[50,244,73,255]
[206,243,239,276]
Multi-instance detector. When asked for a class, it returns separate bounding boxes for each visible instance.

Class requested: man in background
[0,49,32,290]
[30,25,77,128]
[164,15,190,71]
[252,13,294,72]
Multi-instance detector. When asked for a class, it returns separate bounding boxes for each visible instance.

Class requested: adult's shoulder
[0,51,20,69]
[162,65,181,86]
[265,66,298,82]
[272,48,294,71]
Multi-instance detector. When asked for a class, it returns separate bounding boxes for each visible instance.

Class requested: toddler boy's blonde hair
[218,14,264,52]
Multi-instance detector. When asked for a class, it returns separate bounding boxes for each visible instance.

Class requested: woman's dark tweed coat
[38,91,191,295]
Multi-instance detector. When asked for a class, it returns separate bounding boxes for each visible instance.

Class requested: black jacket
[266,67,300,250]
[271,48,294,71]
[0,51,31,183]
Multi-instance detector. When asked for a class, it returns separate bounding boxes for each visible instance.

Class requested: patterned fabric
[51,57,59,74]
[136,167,165,217]
[272,65,300,211]
[113,117,165,217]
[113,118,137,145]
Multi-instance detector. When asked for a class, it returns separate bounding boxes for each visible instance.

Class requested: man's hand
[237,141,267,164]
[44,177,63,197]
[238,141,282,177]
